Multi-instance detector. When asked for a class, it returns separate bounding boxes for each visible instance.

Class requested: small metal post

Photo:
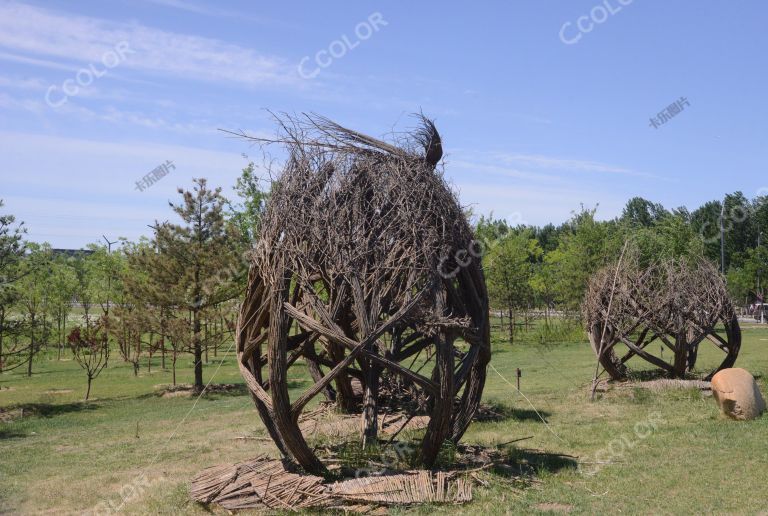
[720,203,726,274]
[516,368,521,391]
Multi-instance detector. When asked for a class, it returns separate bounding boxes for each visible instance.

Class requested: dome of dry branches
[235,114,491,474]
[584,251,740,381]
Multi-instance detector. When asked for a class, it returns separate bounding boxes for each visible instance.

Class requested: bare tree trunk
[27,314,35,377]
[672,332,687,378]
[508,307,514,344]
[27,343,34,376]
[85,375,92,401]
[362,361,381,448]
[57,312,62,360]
[0,307,4,374]
[135,329,141,374]
[215,317,222,357]
[148,332,153,373]
[193,308,203,393]
[172,347,177,386]
[204,322,209,364]
[160,310,167,370]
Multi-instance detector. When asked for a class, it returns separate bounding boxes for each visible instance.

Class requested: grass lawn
[1,320,767,514]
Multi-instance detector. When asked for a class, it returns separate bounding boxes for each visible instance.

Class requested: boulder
[711,368,766,420]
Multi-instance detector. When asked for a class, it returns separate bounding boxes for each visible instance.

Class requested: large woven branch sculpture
[584,253,740,382]
[234,115,491,474]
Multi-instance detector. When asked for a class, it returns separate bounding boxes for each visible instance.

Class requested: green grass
[2,322,768,514]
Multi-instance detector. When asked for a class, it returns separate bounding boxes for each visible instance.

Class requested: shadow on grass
[0,428,28,439]
[203,383,250,398]
[626,368,719,382]
[137,382,317,401]
[508,408,553,423]
[626,369,674,382]
[0,401,98,426]
[501,448,578,476]
[477,401,552,423]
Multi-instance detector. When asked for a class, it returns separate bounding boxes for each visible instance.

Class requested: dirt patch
[54,444,80,453]
[155,383,245,398]
[44,389,74,395]
[296,403,431,440]
[634,379,711,391]
[161,390,192,398]
[593,378,711,395]
[534,502,573,513]
[0,407,23,422]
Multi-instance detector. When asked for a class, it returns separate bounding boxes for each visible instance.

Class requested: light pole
[758,230,762,292]
[102,235,118,317]
[759,229,764,323]
[720,202,726,275]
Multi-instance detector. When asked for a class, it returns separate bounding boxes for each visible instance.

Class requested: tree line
[479,193,767,342]
[0,164,266,398]
[1,169,765,397]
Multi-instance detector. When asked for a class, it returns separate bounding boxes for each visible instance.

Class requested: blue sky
[1,0,766,248]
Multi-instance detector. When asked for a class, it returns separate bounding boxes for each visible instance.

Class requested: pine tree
[149,179,241,392]
[0,200,26,373]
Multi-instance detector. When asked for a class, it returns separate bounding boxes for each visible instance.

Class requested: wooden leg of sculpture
[267,278,327,475]
[704,315,741,381]
[419,334,453,467]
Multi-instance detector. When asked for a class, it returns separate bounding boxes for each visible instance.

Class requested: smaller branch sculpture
[583,251,740,381]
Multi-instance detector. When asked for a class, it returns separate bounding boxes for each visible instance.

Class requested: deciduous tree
[68,318,110,400]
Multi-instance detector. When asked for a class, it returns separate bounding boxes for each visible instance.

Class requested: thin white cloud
[0,49,80,71]
[455,183,625,227]
[448,159,561,182]
[0,131,262,247]
[141,0,293,27]
[0,74,48,90]
[0,91,46,113]
[443,150,648,225]
[0,1,303,89]
[494,152,662,179]
[3,194,164,245]
[143,0,241,16]
[0,88,240,136]
[0,131,252,199]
